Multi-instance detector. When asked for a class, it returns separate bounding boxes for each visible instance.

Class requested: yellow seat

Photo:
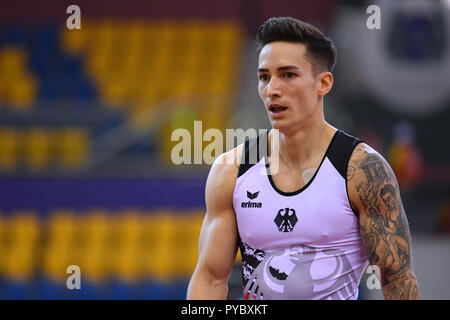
[61,27,86,54]
[0,77,8,101]
[47,210,77,246]
[180,218,204,276]
[9,211,40,247]
[115,210,142,245]
[0,46,27,75]
[81,19,101,49]
[142,211,174,279]
[77,242,107,282]
[0,47,36,109]
[151,20,177,43]
[8,74,37,110]
[167,214,187,277]
[3,245,36,281]
[147,240,173,280]
[114,24,145,58]
[0,127,19,170]
[55,127,89,169]
[130,79,162,103]
[184,20,208,44]
[111,242,141,282]
[110,211,143,280]
[41,242,73,282]
[100,79,131,107]
[140,212,159,246]
[5,213,39,280]
[119,52,141,73]
[75,210,111,282]
[23,127,51,171]
[89,20,116,49]
[169,212,203,276]
[85,51,112,79]
[80,209,110,245]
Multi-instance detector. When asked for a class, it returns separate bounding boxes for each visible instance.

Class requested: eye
[283,72,296,79]
[258,74,269,81]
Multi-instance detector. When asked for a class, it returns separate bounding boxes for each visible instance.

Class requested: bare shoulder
[208,143,244,182]
[205,143,244,211]
[347,142,394,186]
[348,142,388,175]
[346,142,399,213]
[214,143,245,170]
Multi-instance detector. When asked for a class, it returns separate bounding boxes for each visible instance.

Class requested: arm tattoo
[352,150,420,299]
[346,165,356,181]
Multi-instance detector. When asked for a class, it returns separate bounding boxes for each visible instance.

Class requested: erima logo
[274,207,298,232]
[241,191,262,208]
[247,191,259,199]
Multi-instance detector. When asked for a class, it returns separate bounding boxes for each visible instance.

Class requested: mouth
[268,104,288,117]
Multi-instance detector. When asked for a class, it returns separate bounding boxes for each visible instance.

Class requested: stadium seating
[0,127,90,171]
[0,209,204,299]
[0,20,242,172]
[0,18,243,299]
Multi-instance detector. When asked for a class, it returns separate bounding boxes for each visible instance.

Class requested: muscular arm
[347,143,420,300]
[186,147,242,299]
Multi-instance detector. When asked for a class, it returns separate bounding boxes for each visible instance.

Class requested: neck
[269,105,336,168]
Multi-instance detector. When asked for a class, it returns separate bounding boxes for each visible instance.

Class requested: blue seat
[69,279,104,300]
[62,57,82,75]
[1,278,33,300]
[67,74,88,99]
[39,76,61,99]
[165,278,189,300]
[34,24,60,50]
[75,79,96,99]
[139,278,169,300]
[35,276,65,300]
[108,279,139,300]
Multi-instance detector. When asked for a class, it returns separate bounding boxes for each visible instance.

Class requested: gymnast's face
[257,42,332,135]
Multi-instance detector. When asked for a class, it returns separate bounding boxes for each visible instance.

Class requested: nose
[266,76,282,98]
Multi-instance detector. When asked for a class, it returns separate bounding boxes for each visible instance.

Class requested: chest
[233,158,358,250]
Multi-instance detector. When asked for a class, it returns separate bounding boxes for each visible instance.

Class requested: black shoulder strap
[237,131,268,178]
[327,130,364,218]
[327,130,364,179]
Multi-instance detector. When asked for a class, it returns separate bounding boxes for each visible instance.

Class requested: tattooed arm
[347,143,420,300]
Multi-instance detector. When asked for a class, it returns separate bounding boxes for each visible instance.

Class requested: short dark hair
[256,17,337,74]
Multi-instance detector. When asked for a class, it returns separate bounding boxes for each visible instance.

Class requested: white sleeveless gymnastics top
[233,129,369,300]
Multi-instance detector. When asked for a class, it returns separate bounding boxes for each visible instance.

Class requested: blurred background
[0,0,448,299]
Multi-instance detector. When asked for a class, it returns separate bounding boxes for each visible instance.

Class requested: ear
[317,72,334,97]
